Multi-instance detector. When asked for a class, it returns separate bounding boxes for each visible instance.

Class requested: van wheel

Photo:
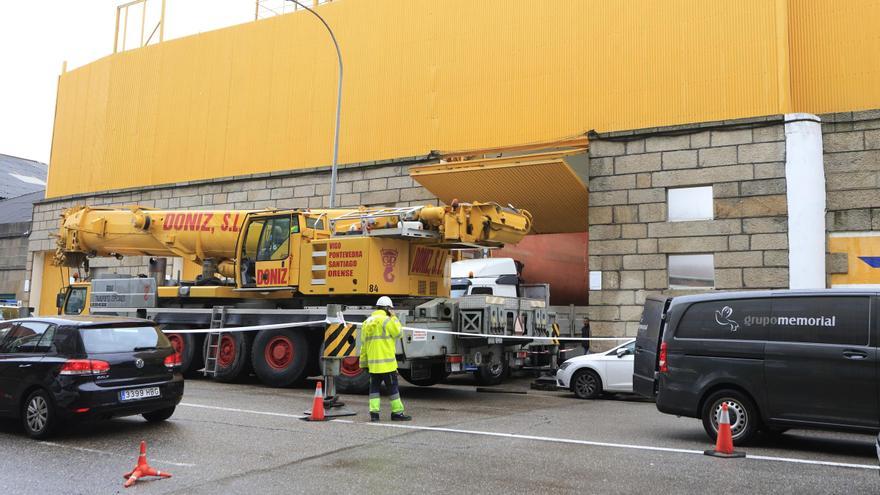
[571,369,602,399]
[701,390,759,445]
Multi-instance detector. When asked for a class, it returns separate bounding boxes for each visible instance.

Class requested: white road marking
[179,401,879,471]
[39,441,196,467]
[745,454,879,471]
[356,422,880,471]
[180,402,307,420]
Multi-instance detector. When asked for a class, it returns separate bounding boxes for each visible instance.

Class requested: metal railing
[114,0,167,53]
[255,0,336,21]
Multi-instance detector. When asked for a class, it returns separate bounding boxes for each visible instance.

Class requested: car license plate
[119,387,161,402]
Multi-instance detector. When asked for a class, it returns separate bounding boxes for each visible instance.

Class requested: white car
[556,339,636,399]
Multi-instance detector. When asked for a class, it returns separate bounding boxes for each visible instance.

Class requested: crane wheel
[206,331,254,383]
[251,328,310,388]
[474,360,507,386]
[334,357,371,394]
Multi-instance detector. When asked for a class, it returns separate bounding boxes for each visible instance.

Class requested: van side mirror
[616,347,629,358]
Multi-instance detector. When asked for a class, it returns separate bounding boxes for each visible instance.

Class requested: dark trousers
[368,372,404,413]
[369,371,399,396]
[581,324,591,354]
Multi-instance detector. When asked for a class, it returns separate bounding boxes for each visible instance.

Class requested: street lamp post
[284,0,343,208]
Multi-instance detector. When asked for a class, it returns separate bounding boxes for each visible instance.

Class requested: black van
[634,290,879,444]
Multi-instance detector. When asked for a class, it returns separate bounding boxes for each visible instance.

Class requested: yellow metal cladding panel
[50,0,802,197]
[829,234,880,287]
[39,255,66,316]
[789,0,880,113]
[411,154,588,234]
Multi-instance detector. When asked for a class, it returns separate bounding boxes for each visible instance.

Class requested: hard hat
[376,296,394,308]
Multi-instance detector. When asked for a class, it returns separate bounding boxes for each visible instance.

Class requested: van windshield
[80,326,171,353]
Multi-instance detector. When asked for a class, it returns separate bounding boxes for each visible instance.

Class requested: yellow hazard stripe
[551,323,560,345]
[324,323,342,342]
[324,324,358,357]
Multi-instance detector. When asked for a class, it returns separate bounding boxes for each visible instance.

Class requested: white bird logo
[714,306,739,332]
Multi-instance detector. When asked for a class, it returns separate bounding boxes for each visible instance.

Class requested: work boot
[391,412,412,422]
[370,412,380,422]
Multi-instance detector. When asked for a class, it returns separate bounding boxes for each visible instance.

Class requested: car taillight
[165,353,182,369]
[658,342,668,373]
[446,355,463,364]
[60,359,111,375]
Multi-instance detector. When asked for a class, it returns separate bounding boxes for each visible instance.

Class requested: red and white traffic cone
[704,403,745,458]
[123,441,172,488]
[307,381,326,421]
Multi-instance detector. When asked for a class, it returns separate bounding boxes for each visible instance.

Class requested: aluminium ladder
[203,306,228,377]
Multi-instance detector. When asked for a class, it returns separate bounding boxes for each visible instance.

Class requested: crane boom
[56,207,250,271]
[55,202,533,281]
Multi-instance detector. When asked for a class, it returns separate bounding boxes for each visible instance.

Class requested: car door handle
[18,364,32,368]
[843,350,868,360]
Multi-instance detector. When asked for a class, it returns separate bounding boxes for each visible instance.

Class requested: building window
[667,186,713,222]
[668,254,714,289]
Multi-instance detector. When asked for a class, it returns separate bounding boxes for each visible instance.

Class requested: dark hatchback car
[635,290,880,444]
[0,316,183,438]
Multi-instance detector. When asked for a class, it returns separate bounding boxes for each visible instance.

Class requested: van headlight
[559,361,573,371]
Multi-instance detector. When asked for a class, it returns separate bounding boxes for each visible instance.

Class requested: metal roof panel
[410,154,587,234]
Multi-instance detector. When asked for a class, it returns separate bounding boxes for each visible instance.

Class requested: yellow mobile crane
[55,202,551,390]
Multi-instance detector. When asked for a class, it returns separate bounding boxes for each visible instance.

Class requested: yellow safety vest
[359,310,401,374]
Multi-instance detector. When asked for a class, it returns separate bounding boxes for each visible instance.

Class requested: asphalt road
[0,374,877,494]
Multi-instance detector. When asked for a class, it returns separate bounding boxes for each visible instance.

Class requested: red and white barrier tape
[161,319,329,334]
[340,318,631,342]
[160,315,632,342]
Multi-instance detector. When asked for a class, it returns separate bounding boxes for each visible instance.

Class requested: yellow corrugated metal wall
[46,0,879,197]
[789,0,880,113]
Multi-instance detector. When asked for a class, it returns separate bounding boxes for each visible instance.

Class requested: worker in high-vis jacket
[359,296,412,422]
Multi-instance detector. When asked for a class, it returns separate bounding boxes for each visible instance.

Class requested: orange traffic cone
[123,441,172,488]
[704,403,745,458]
[307,381,326,421]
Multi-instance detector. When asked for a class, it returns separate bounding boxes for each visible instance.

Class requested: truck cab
[450,258,549,304]
[57,282,91,316]
[451,258,521,298]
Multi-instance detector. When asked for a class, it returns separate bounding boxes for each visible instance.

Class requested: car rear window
[79,326,171,353]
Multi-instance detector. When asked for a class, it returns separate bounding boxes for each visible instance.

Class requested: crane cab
[233,209,452,298]
[235,211,309,289]
[57,282,92,315]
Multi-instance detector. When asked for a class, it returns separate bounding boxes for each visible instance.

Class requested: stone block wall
[587,117,790,339]
[0,222,31,302]
[821,110,880,283]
